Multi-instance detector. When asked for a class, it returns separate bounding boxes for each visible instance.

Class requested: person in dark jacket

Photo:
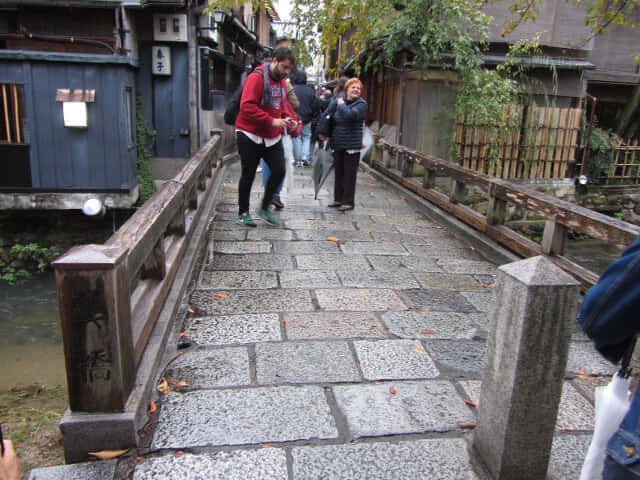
[579,234,640,479]
[318,77,367,211]
[292,69,319,167]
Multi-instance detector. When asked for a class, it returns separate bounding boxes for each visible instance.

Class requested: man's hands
[272,118,298,129]
[337,98,345,105]
[0,441,20,480]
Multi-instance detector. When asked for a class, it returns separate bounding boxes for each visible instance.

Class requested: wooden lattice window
[1,84,25,144]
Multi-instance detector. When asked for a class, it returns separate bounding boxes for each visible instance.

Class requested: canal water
[0,238,626,392]
[0,272,66,391]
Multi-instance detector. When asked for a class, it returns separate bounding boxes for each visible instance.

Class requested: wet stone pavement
[32,162,615,479]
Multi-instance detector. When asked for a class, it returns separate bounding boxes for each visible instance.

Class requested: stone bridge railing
[369,137,640,290]
[53,131,224,461]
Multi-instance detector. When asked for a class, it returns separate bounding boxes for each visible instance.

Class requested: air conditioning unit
[153,14,188,42]
[198,14,219,44]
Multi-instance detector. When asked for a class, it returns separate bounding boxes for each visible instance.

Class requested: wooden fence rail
[371,136,640,290]
[53,131,223,413]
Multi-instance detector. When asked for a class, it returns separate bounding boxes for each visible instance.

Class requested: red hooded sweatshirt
[235,64,290,139]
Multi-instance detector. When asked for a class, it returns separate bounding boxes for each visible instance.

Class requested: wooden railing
[370,136,640,290]
[53,131,223,413]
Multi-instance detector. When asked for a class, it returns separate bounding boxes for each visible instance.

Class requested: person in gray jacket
[318,77,367,211]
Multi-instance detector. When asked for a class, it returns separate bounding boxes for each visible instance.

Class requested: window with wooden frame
[1,83,25,144]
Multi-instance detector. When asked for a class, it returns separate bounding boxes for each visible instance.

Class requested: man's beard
[271,64,285,81]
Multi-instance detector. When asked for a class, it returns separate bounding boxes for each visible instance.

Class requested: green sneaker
[237,212,257,227]
[257,208,279,226]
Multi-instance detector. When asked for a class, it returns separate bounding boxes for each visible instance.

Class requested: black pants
[237,132,285,213]
[333,150,360,205]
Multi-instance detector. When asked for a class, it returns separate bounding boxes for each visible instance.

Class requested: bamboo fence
[455,105,582,180]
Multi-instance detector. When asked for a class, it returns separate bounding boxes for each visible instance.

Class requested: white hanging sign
[152,46,171,76]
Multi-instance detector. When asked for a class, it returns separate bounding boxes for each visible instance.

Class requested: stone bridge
[35,148,621,479]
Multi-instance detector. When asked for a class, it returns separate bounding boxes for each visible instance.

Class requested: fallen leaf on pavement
[212,294,227,299]
[261,444,275,448]
[168,380,189,387]
[421,329,436,335]
[462,398,477,407]
[157,377,171,395]
[457,421,476,429]
[389,387,397,395]
[413,345,425,354]
[89,449,129,460]
[327,237,338,242]
[175,451,185,456]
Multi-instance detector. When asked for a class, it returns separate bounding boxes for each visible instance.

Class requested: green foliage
[135,93,157,205]
[0,243,61,286]
[582,127,622,183]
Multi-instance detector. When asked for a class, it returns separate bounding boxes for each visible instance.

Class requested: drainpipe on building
[188,6,200,154]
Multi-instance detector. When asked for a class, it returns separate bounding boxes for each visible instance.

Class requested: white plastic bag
[580,374,633,480]
[282,132,294,193]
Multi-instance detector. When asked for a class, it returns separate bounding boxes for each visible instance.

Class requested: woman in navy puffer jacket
[319,78,367,211]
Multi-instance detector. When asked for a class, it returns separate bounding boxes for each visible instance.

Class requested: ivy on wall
[135,93,157,204]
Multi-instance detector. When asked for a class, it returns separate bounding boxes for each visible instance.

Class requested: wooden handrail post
[473,256,580,479]
[423,167,436,189]
[487,194,507,225]
[542,218,568,256]
[382,146,392,168]
[53,245,135,412]
[401,152,412,177]
[450,180,467,204]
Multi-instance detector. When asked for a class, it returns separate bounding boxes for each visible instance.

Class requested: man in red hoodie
[235,46,298,227]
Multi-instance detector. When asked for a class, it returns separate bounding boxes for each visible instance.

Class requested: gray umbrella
[312,140,333,199]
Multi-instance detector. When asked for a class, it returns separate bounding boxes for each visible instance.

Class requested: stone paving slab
[413,273,490,291]
[283,312,388,340]
[368,231,432,245]
[332,380,475,437]
[190,289,314,315]
[291,438,479,480]
[209,229,247,241]
[366,255,442,273]
[296,254,370,270]
[459,380,595,431]
[339,241,410,256]
[199,270,278,289]
[406,245,483,260]
[567,341,617,376]
[315,288,408,312]
[208,254,294,271]
[151,386,338,449]
[381,310,483,340]
[437,259,498,275]
[337,269,421,289]
[549,434,592,480]
[395,224,452,236]
[294,229,374,241]
[184,313,282,345]
[28,461,117,480]
[352,221,399,233]
[459,291,496,313]
[246,229,294,241]
[133,449,288,480]
[285,219,355,230]
[164,347,250,389]
[256,341,361,384]
[272,240,340,254]
[279,270,341,289]
[354,339,439,380]
[423,340,486,377]
[402,288,479,313]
